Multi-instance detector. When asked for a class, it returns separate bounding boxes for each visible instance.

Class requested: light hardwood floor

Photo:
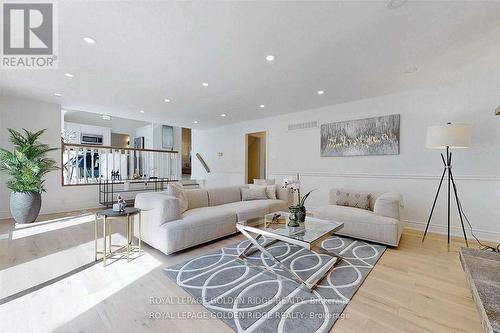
[0,209,484,333]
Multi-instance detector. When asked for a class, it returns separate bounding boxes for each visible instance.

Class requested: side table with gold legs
[94,207,142,266]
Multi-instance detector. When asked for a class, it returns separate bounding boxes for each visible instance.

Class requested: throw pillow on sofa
[241,187,268,201]
[166,182,188,213]
[249,184,277,199]
[333,189,370,210]
[373,192,401,219]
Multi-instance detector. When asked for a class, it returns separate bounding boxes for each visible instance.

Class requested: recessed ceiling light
[387,0,408,9]
[259,104,265,108]
[164,98,170,103]
[54,93,62,97]
[101,114,111,120]
[193,121,199,124]
[317,90,325,95]
[83,37,96,44]
[220,113,226,117]
[139,110,145,113]
[265,55,275,62]
[64,73,74,78]
[202,82,209,87]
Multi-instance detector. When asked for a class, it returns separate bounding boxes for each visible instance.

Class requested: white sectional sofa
[134,185,290,255]
[311,188,403,247]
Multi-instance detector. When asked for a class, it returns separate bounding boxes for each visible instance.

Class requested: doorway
[246,131,267,184]
[181,128,192,179]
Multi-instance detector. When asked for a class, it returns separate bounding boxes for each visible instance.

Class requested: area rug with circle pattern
[164,235,386,333]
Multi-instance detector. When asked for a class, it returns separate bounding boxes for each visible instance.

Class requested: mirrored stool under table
[94,207,142,266]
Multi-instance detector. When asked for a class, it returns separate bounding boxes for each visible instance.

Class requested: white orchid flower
[282,178,292,188]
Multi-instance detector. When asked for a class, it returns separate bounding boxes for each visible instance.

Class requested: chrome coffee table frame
[236,213,344,291]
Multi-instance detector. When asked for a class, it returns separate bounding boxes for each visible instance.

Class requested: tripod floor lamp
[422,123,471,248]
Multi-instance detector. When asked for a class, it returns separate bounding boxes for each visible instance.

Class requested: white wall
[192,75,500,242]
[153,124,182,177]
[64,121,112,145]
[135,123,182,177]
[134,124,154,148]
[63,110,151,144]
[0,95,101,219]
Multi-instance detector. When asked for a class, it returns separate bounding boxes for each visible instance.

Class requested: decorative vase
[298,206,306,223]
[288,206,301,227]
[10,192,41,224]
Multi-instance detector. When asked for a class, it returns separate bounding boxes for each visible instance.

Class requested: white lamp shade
[426,123,470,149]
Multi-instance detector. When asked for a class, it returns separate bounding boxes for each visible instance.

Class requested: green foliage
[299,189,315,208]
[0,129,58,193]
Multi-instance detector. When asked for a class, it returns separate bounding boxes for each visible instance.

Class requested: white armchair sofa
[134,185,290,255]
[311,188,403,247]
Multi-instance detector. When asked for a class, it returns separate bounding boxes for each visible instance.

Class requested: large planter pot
[10,192,41,224]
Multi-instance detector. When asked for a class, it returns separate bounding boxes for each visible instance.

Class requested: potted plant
[283,174,315,226]
[0,129,58,223]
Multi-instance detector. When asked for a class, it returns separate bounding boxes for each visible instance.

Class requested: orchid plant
[282,173,314,210]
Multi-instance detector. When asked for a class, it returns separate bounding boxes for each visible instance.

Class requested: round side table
[94,207,142,266]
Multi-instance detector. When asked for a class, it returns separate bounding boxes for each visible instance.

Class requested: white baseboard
[404,219,500,243]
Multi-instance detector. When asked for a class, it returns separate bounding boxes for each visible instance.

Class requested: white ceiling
[1,1,500,128]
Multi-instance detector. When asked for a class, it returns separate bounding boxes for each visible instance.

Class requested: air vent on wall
[288,121,318,131]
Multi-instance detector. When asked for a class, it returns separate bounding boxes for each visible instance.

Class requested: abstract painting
[321,114,400,157]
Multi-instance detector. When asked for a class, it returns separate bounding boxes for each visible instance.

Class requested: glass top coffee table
[236,211,344,291]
